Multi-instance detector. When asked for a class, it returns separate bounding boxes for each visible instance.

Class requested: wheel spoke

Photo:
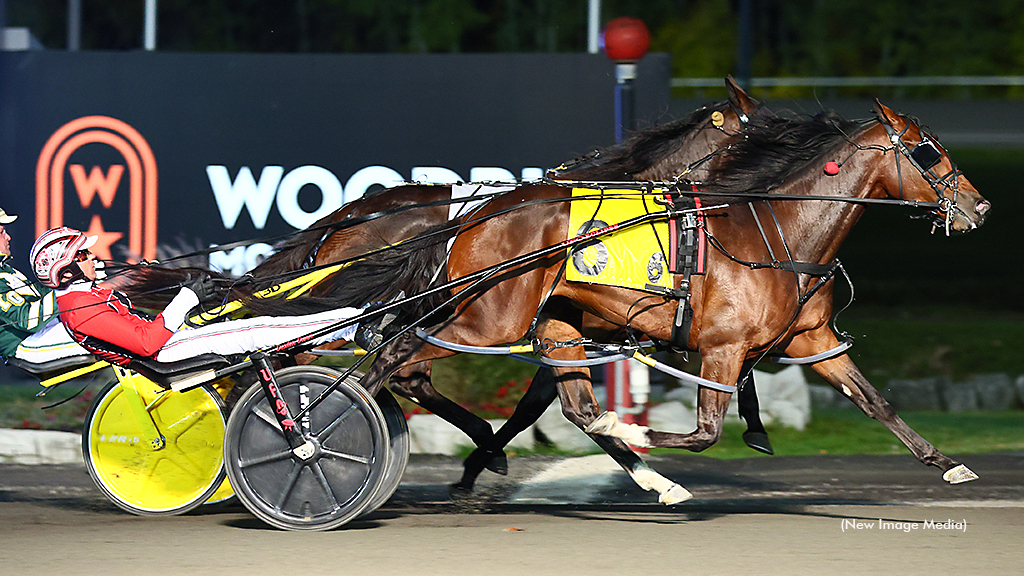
[162,407,209,441]
[251,403,284,434]
[161,445,211,478]
[275,461,304,511]
[239,448,293,469]
[309,462,341,511]
[321,448,371,465]
[316,403,357,441]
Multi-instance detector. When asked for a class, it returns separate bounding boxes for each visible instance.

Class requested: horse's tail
[241,222,456,320]
[241,205,358,290]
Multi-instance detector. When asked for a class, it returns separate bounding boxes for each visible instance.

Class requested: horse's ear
[726,75,759,113]
[874,99,900,127]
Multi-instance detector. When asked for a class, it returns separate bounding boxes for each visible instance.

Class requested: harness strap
[706,231,838,278]
[527,256,570,342]
[628,350,737,393]
[415,328,535,355]
[662,190,706,350]
[771,338,853,365]
[415,328,738,393]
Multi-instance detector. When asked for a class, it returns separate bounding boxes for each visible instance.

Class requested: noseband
[881,118,965,235]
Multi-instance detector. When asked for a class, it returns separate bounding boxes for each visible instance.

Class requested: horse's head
[874,100,991,234]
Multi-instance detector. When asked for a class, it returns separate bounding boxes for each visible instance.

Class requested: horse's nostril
[976,200,991,216]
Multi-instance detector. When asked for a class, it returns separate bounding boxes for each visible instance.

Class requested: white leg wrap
[629,467,693,505]
[584,411,652,448]
[942,464,979,484]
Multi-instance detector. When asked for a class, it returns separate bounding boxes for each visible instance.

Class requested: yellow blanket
[566,188,672,292]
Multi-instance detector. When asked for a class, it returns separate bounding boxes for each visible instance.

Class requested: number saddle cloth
[566,187,706,350]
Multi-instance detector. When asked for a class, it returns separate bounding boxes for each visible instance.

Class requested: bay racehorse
[248,79,764,491]
[122,78,766,495]
[343,101,990,503]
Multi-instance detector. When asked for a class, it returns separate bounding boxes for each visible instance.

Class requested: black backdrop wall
[0,51,670,272]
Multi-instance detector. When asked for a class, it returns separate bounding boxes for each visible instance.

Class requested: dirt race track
[1,452,1022,576]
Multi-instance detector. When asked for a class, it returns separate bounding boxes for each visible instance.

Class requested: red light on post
[603,17,650,62]
[604,17,649,142]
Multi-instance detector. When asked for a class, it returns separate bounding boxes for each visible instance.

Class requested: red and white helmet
[30,227,97,288]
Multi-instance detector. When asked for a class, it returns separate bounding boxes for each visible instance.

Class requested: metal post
[614,62,637,143]
[144,0,157,51]
[587,0,601,54]
[603,17,649,426]
[736,0,753,89]
[67,0,81,51]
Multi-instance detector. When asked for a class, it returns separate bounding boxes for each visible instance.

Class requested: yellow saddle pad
[566,187,672,292]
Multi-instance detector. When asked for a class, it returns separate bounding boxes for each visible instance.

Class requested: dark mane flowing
[550,101,732,180]
[704,110,874,197]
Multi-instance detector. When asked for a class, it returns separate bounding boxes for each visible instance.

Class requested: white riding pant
[154,306,361,363]
[14,317,91,363]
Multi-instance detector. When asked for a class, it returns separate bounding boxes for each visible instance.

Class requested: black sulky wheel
[223,366,389,531]
[361,387,410,515]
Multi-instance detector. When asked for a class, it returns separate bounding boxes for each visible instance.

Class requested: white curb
[0,429,83,465]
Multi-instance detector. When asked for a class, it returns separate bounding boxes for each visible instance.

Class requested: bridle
[881,116,965,235]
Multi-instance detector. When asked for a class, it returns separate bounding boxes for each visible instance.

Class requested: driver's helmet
[30,227,97,288]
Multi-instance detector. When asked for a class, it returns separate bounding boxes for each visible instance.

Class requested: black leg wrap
[737,367,773,455]
[742,431,774,455]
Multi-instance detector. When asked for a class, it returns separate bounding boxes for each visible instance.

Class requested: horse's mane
[703,110,874,198]
[550,101,732,180]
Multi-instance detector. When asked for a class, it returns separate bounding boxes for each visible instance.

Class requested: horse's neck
[771,153,883,264]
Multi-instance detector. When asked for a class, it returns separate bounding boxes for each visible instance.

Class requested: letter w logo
[70,165,123,208]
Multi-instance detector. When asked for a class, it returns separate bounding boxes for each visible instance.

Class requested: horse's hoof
[464,448,507,476]
[742,431,774,455]
[448,483,474,499]
[485,452,509,476]
[943,464,979,484]
[585,411,619,435]
[660,484,693,505]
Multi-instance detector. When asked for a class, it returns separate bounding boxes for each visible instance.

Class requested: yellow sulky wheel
[83,374,228,515]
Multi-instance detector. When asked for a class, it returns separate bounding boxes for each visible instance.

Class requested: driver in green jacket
[0,207,86,362]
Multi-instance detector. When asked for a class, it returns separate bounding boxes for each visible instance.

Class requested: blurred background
[7,1,1024,97]
[3,0,1021,305]
[1,1,1021,447]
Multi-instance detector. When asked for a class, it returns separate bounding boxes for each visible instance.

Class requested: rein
[0,178,945,330]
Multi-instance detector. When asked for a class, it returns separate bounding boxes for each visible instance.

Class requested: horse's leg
[297,338,501,463]
[737,361,773,454]
[456,310,586,490]
[786,327,977,484]
[386,360,499,463]
[358,331,499,456]
[539,318,692,504]
[587,344,742,453]
[451,367,558,494]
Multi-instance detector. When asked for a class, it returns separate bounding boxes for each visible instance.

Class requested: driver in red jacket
[31,227,365,366]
